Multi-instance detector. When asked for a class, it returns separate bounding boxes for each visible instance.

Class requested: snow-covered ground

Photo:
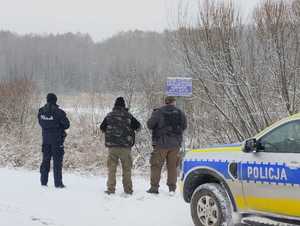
[0,168,193,226]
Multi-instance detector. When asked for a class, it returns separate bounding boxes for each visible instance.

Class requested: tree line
[0,30,177,95]
[1,0,299,153]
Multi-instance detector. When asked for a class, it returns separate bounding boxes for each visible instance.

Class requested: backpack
[105,109,134,147]
[162,108,183,136]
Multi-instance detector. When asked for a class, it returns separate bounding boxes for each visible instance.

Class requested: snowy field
[1,168,296,226]
[0,168,193,226]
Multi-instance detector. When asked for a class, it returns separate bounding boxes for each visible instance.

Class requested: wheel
[191,183,234,226]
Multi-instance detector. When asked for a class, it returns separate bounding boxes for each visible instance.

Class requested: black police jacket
[38,104,70,145]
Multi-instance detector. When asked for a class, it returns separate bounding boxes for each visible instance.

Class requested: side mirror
[243,138,257,153]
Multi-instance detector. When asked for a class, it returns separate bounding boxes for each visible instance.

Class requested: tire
[191,183,234,226]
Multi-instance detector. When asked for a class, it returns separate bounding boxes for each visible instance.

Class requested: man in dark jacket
[147,96,187,194]
[38,93,70,188]
[100,97,141,195]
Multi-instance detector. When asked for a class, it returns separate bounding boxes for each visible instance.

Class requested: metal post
[176,96,187,176]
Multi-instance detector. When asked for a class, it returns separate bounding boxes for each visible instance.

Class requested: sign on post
[166,77,192,97]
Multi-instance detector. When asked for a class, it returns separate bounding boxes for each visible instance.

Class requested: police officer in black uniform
[38,93,70,188]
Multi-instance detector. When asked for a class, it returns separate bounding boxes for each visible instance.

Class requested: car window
[259,120,300,153]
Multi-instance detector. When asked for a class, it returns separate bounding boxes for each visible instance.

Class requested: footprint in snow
[31,216,55,226]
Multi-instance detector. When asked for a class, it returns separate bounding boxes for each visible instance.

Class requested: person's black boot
[55,184,66,189]
[169,186,176,192]
[146,187,159,194]
[104,190,115,195]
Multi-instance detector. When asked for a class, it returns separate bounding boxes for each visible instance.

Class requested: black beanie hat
[47,93,57,104]
[114,97,126,108]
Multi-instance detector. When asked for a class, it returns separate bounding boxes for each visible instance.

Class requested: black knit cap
[114,97,126,108]
[47,93,57,104]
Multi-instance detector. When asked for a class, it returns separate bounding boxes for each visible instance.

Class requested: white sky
[0,0,260,42]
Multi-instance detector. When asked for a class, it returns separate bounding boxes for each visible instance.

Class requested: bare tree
[175,0,300,144]
[255,0,300,115]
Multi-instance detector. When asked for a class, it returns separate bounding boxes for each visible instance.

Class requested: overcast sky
[0,0,260,42]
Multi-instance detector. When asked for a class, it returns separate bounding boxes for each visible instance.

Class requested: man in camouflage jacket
[100,97,141,195]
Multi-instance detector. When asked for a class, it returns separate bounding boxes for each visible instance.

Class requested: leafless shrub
[0,78,40,168]
[0,78,38,139]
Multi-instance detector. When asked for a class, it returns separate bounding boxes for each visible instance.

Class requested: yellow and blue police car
[181,114,300,226]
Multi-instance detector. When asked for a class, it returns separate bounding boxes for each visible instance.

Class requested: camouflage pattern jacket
[100,107,141,148]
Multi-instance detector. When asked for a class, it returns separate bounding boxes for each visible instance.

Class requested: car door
[241,119,300,218]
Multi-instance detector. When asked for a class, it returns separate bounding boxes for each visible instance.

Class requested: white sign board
[166,77,192,97]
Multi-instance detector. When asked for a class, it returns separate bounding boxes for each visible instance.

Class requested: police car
[181,114,300,226]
